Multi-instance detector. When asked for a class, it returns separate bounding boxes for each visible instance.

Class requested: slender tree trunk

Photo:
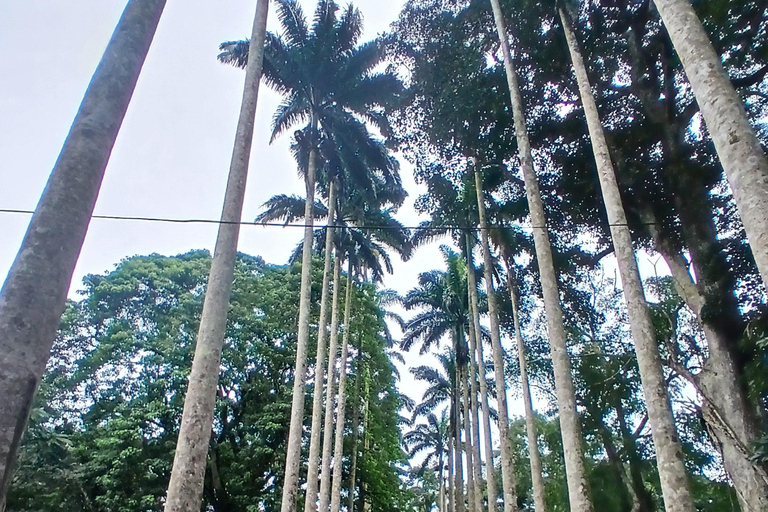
[559,10,695,511]
[504,262,547,512]
[347,336,365,512]
[280,126,320,512]
[461,362,478,512]
[487,3,594,510]
[163,2,268,510]
[465,237,498,512]
[304,182,337,512]
[653,0,768,288]
[472,168,517,512]
[465,286,486,512]
[449,436,456,512]
[454,390,466,512]
[0,0,166,498]
[319,250,343,512]
[616,400,655,512]
[329,261,354,512]
[440,456,447,512]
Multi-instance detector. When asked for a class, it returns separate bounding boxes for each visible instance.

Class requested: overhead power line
[0,208,653,231]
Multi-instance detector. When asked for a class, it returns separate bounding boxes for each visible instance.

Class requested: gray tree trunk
[465,287,486,512]
[347,342,365,512]
[559,9,695,512]
[280,133,320,512]
[487,3,594,511]
[461,363,478,512]
[656,246,768,511]
[465,238,499,512]
[504,263,547,512]
[329,261,354,512]
[321,252,343,512]
[473,168,518,512]
[653,0,768,289]
[448,436,456,512]
[454,390,465,512]
[0,0,166,499]
[304,182,337,512]
[162,3,269,510]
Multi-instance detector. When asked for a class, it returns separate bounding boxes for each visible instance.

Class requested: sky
[0,0,463,418]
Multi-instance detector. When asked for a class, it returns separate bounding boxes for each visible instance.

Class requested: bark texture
[465,289,486,512]
[653,0,768,289]
[559,9,695,512]
[487,2,594,510]
[0,0,166,498]
[329,263,354,512]
[473,168,517,512]
[347,342,364,512]
[320,253,343,512]
[304,182,337,512]
[163,2,269,510]
[280,140,319,512]
[505,269,547,512]
[465,241,498,512]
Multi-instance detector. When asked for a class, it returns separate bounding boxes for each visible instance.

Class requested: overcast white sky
[1,0,482,419]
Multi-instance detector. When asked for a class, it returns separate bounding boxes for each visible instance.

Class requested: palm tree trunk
[465,236,498,512]
[454,393,465,512]
[487,3,594,510]
[0,0,167,498]
[347,336,365,512]
[319,250,343,512]
[472,168,518,512]
[559,9,695,511]
[280,124,320,512]
[464,312,485,512]
[329,260,354,512]
[440,457,447,512]
[461,364,478,512]
[304,182,338,512]
[163,2,268,510]
[653,0,768,288]
[504,262,546,512]
[448,436,456,512]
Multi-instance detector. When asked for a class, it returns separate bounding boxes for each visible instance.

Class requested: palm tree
[412,171,497,512]
[557,7,695,512]
[404,411,451,512]
[653,0,768,289]
[162,3,270,511]
[218,3,404,510]
[0,0,167,501]
[486,2,594,511]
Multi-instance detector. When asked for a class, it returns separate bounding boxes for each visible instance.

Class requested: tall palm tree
[0,0,167,501]
[404,411,451,512]
[486,2,594,511]
[652,0,768,289]
[412,171,498,512]
[162,3,270,511]
[557,7,695,512]
[219,3,404,510]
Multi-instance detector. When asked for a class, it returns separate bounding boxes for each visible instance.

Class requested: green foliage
[7,251,405,512]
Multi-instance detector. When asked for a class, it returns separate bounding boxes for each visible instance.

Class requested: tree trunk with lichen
[0,0,167,501]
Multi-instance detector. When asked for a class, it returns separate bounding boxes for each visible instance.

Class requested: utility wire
[0,208,654,231]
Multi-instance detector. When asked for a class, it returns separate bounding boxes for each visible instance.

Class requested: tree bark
[448,435,456,512]
[454,386,465,512]
[472,168,518,512]
[347,332,364,512]
[504,263,547,512]
[461,362,479,512]
[465,236,499,512]
[0,0,167,499]
[653,0,768,289]
[487,3,594,510]
[162,2,269,510]
[329,261,354,512]
[280,129,320,512]
[304,182,337,512]
[465,286,486,512]
[559,9,695,512]
[319,251,343,512]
